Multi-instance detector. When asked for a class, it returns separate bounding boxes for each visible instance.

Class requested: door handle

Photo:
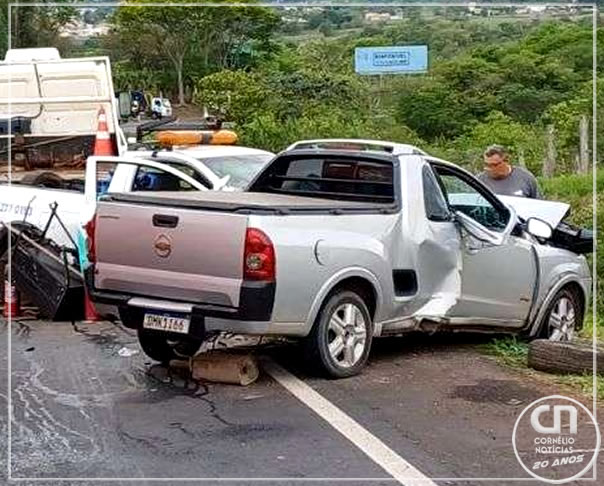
[152,214,179,228]
[465,241,485,254]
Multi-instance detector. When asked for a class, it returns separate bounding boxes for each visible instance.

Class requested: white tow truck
[0,48,274,320]
[0,48,274,250]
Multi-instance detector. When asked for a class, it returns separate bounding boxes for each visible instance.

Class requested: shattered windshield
[200,154,273,190]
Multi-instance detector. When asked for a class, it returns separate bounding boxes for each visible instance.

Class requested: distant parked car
[151,97,172,119]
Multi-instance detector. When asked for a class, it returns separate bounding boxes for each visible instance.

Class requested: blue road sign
[355,45,428,75]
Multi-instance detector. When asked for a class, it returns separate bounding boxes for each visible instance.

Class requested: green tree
[395,78,478,140]
[543,80,604,173]
[3,1,77,55]
[434,111,545,174]
[111,1,209,105]
[194,70,270,123]
[110,0,279,104]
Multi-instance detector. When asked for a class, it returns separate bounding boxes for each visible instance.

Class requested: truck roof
[286,139,426,156]
[0,49,121,141]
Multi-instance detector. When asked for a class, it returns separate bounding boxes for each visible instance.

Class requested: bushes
[238,108,422,153]
[430,111,545,173]
[194,67,423,152]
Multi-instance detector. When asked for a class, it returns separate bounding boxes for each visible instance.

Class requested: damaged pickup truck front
[86,139,593,378]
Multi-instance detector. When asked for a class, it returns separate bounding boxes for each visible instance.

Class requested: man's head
[483,145,511,180]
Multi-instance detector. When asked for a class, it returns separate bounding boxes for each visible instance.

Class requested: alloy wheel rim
[548,296,576,342]
[327,303,367,368]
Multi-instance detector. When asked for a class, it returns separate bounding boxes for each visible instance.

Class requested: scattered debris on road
[193,351,260,386]
[117,346,138,357]
[171,351,260,386]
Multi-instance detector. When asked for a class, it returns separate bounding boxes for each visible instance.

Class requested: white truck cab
[0,47,127,156]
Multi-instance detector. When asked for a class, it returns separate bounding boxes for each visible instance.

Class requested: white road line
[262,359,439,486]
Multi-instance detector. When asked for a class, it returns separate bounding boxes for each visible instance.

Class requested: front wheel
[540,287,583,342]
[304,290,373,378]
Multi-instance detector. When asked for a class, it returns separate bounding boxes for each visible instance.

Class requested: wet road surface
[0,319,600,485]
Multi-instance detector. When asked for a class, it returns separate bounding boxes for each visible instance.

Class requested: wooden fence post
[543,124,556,178]
[578,115,589,174]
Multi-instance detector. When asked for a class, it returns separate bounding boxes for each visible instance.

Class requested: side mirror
[526,217,553,239]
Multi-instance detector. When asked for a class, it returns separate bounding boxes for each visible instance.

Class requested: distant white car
[151,98,172,119]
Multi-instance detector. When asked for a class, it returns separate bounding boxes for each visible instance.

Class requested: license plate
[143,312,191,334]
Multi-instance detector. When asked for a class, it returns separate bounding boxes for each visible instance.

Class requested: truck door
[431,163,536,325]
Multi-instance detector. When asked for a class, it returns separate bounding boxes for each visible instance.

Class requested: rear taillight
[243,228,275,281]
[84,215,97,264]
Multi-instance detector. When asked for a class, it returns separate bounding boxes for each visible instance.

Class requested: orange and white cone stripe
[93,106,114,156]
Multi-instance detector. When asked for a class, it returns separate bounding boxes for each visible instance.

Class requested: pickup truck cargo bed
[102,191,393,213]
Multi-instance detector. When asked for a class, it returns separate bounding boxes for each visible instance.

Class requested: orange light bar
[155,129,238,147]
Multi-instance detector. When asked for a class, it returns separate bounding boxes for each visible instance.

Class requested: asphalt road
[0,318,601,485]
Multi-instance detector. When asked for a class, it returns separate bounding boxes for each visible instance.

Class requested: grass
[480,336,529,368]
[480,336,604,401]
[581,311,602,342]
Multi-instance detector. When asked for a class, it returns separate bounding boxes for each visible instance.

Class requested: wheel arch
[528,274,589,337]
[560,281,586,326]
[305,267,383,334]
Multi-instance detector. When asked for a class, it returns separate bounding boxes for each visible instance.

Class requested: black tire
[0,224,8,261]
[304,290,373,379]
[528,339,604,375]
[20,171,65,189]
[119,307,202,363]
[138,328,202,363]
[118,306,143,329]
[538,287,584,341]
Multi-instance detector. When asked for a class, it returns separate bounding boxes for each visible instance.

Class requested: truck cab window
[422,165,450,221]
[133,166,195,192]
[433,166,509,232]
[251,155,395,203]
[164,162,212,189]
[95,162,117,196]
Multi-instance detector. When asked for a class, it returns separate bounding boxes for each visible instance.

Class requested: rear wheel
[119,307,202,363]
[20,171,65,189]
[304,290,373,378]
[138,328,202,363]
[0,224,8,260]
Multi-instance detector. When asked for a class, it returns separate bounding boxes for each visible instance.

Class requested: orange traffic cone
[83,288,100,323]
[3,269,21,319]
[83,106,114,323]
[93,107,114,156]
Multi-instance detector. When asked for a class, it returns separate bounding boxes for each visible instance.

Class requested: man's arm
[529,174,542,199]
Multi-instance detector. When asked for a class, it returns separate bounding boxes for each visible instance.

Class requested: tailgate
[94,201,248,307]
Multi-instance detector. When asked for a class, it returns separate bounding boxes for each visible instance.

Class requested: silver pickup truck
[87,139,592,377]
